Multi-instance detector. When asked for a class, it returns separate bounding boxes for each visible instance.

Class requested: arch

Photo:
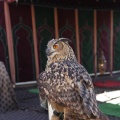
[59,22,77,55]
[12,19,35,82]
[37,20,55,71]
[97,24,110,71]
[80,24,94,73]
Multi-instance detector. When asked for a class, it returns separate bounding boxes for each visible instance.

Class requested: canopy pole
[54,7,59,39]
[75,9,80,63]
[94,10,97,77]
[4,1,15,84]
[110,10,113,76]
[31,5,39,79]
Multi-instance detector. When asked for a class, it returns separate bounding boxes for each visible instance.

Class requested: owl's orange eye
[53,44,59,49]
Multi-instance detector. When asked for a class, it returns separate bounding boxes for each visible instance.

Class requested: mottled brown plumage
[38,38,109,120]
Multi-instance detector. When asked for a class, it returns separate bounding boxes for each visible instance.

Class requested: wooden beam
[94,10,97,76]
[75,9,80,63]
[31,5,39,79]
[4,1,15,84]
[54,7,59,39]
[110,10,113,76]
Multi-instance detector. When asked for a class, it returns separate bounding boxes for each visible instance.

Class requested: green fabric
[35,6,55,29]
[78,10,94,73]
[113,11,120,71]
[35,6,55,71]
[78,10,94,28]
[28,88,39,94]
[99,103,120,118]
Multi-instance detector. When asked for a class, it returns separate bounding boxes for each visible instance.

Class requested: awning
[6,0,120,10]
[6,0,16,3]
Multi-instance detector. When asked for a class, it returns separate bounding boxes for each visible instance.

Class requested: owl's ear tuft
[58,38,72,43]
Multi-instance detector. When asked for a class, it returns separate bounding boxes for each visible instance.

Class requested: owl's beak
[46,48,53,56]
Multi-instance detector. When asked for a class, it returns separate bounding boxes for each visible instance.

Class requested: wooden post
[4,1,15,84]
[94,10,97,77]
[54,7,59,39]
[31,5,39,78]
[110,10,113,76]
[75,9,80,63]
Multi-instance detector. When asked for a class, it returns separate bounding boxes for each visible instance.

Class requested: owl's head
[46,38,76,61]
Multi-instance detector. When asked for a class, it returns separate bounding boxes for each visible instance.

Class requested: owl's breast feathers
[38,60,100,119]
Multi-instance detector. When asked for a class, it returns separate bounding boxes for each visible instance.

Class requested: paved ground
[0,73,120,120]
[0,86,48,120]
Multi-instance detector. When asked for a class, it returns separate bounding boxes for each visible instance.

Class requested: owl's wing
[38,62,99,118]
[37,71,49,110]
[62,62,99,118]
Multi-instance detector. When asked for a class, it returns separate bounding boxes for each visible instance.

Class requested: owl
[38,38,109,120]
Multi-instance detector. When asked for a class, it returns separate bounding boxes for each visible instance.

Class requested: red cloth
[9,4,35,82]
[94,80,120,87]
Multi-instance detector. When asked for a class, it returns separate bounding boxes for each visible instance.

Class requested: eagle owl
[38,38,109,120]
